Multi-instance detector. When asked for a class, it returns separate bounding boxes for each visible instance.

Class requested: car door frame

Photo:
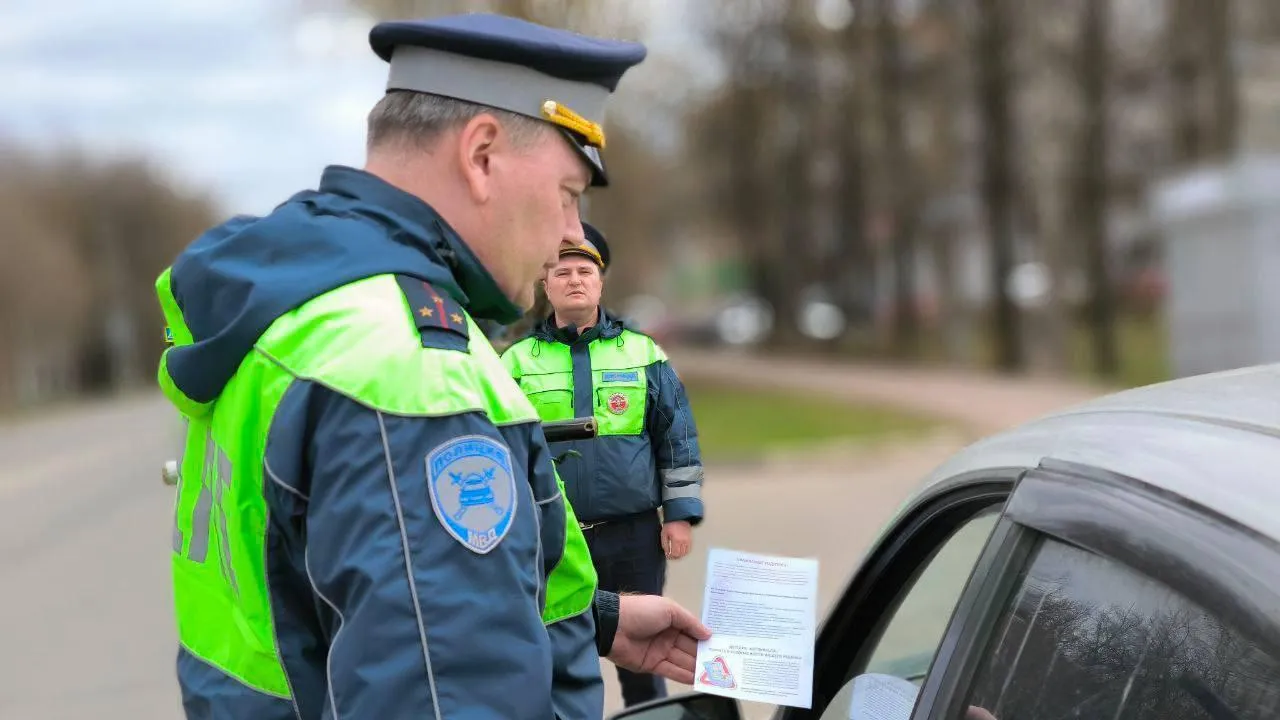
[910,457,1280,720]
[778,467,1027,720]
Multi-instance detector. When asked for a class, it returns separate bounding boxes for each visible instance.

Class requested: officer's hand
[661,520,693,560]
[608,594,712,685]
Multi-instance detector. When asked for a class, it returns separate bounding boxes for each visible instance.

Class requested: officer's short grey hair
[365,91,549,153]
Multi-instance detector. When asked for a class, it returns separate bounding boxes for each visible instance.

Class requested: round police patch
[608,392,628,415]
[425,435,518,554]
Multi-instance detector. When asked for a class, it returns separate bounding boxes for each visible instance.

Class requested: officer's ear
[457,112,503,204]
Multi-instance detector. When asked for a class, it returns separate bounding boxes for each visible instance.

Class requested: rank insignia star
[395,274,471,350]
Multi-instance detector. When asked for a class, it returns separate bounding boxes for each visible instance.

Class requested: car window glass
[820,505,1002,720]
[958,539,1280,720]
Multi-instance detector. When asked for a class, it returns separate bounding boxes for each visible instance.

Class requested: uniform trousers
[581,508,669,707]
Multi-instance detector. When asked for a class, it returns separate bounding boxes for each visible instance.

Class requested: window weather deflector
[1007,458,1280,659]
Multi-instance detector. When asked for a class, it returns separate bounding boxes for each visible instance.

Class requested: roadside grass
[967,311,1170,390]
[1067,313,1170,389]
[682,379,943,463]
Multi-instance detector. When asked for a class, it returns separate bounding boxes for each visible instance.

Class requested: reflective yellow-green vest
[157,270,598,703]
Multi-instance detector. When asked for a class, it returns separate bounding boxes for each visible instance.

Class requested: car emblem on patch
[699,656,737,689]
[425,435,518,554]
[607,392,628,415]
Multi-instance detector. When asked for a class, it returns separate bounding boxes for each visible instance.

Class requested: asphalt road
[0,349,1101,719]
[0,388,977,720]
[0,393,184,718]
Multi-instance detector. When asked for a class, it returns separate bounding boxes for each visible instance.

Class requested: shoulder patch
[395,274,470,351]
[425,435,518,554]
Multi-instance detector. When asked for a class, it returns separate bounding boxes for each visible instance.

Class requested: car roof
[916,363,1280,543]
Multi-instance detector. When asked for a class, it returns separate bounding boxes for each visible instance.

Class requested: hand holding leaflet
[693,548,819,709]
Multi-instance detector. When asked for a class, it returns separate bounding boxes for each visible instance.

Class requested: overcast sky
[0,0,717,219]
[0,0,464,216]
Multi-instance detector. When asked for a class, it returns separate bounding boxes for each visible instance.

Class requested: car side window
[823,505,1002,720]
[863,508,1000,680]
[958,539,1280,720]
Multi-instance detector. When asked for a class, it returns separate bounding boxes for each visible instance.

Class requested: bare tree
[1078,0,1118,378]
[1205,0,1239,157]
[0,188,92,406]
[914,1,972,364]
[0,145,218,407]
[1168,0,1240,164]
[973,0,1023,372]
[1021,3,1078,374]
[874,0,921,359]
[831,0,874,342]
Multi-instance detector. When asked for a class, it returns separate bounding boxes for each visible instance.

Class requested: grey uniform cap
[368,13,648,187]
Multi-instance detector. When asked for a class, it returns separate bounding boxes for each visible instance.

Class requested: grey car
[608,364,1280,720]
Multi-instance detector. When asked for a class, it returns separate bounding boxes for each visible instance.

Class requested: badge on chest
[607,392,629,415]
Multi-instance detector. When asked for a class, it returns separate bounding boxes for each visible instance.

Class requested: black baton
[541,417,597,443]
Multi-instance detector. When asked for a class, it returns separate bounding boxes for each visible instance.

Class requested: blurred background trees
[349,0,1262,382]
[0,145,217,409]
[5,0,1280,411]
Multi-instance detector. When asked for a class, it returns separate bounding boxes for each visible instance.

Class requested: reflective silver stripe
[662,466,703,485]
[188,484,213,563]
[171,420,189,553]
[214,442,240,596]
[533,485,545,618]
[376,411,444,720]
[304,548,346,720]
[172,458,186,553]
[662,484,702,501]
[661,466,703,502]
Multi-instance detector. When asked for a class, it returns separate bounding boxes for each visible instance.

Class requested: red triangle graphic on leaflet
[699,656,737,689]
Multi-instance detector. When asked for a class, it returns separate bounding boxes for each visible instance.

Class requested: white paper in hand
[693,548,819,709]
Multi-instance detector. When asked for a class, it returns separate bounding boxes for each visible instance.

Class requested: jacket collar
[318,165,522,324]
[534,305,624,345]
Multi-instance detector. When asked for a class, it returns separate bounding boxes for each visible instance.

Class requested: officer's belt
[578,508,658,531]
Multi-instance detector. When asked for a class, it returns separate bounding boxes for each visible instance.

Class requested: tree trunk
[1022,5,1075,374]
[974,0,1023,372]
[1205,0,1239,158]
[1078,0,1118,378]
[875,0,919,359]
[835,7,874,340]
[1168,0,1239,164]
[731,84,774,341]
[920,2,971,365]
[1168,0,1204,164]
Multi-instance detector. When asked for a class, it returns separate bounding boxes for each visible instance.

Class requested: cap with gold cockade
[368,13,647,187]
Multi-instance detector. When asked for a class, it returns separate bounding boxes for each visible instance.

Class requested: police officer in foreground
[502,223,705,708]
[154,14,709,720]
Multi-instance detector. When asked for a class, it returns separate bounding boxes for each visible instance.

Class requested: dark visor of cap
[558,128,608,188]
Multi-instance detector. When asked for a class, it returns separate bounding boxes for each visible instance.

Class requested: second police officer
[502,222,707,708]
